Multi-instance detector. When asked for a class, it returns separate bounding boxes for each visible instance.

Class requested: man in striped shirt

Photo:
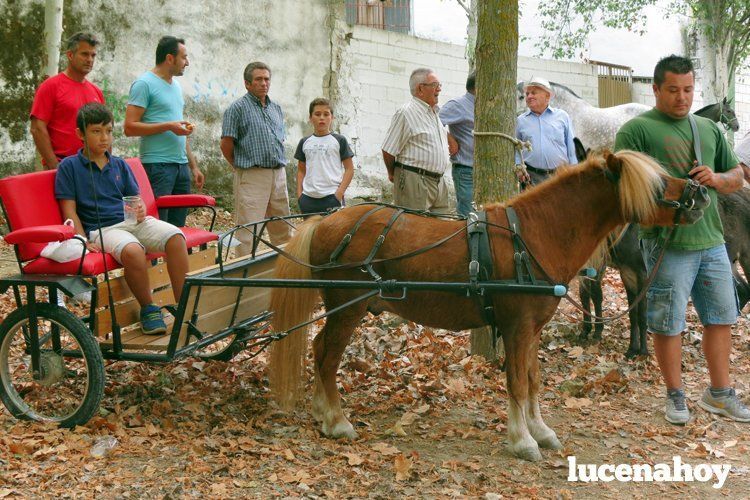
[382,68,451,213]
[220,61,290,256]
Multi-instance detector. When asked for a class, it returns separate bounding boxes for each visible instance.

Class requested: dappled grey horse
[515,82,740,154]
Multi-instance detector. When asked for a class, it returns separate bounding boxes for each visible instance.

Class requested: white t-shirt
[294,133,354,198]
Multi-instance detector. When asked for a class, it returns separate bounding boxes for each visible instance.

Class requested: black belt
[525,164,555,176]
[395,162,442,180]
[452,163,472,169]
[247,165,284,170]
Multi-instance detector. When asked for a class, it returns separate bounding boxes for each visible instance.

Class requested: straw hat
[523,76,555,97]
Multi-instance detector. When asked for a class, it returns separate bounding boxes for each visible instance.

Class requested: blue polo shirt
[55,150,140,234]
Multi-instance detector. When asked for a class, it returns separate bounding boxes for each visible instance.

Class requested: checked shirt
[221,92,287,168]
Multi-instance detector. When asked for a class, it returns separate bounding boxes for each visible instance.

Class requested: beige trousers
[233,167,291,257]
[393,166,450,214]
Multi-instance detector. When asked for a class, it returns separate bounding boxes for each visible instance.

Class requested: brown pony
[268,151,709,461]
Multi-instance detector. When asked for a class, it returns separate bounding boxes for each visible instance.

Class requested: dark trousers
[298,193,342,215]
[143,162,191,226]
[520,165,556,191]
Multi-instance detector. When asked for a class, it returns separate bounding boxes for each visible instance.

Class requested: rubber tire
[0,303,105,428]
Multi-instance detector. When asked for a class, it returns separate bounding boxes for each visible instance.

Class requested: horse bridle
[718,101,738,130]
[656,178,704,225]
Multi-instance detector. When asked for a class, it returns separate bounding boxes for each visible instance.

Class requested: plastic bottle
[90,436,118,458]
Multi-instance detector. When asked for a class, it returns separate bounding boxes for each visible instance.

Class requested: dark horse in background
[580,189,750,358]
[267,151,708,462]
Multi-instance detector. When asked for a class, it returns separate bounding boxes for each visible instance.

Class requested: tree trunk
[44,0,64,77]
[470,0,519,359]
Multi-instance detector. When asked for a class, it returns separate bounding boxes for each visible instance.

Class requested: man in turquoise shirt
[125,36,204,226]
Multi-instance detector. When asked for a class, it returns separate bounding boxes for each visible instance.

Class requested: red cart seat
[0,158,218,276]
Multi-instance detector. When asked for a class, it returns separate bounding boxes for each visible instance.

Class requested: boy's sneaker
[698,388,750,422]
[665,391,690,425]
[140,304,167,335]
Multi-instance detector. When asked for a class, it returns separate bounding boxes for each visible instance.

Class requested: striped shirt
[221,92,286,168]
[382,97,450,174]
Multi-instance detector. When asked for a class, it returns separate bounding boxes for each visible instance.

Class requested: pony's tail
[267,216,323,410]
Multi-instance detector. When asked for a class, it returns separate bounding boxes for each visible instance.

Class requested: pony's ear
[604,150,623,176]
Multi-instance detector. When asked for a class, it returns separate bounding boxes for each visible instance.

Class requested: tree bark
[470,0,519,359]
[44,0,64,77]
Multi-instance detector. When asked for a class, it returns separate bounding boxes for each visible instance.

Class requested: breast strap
[506,206,536,285]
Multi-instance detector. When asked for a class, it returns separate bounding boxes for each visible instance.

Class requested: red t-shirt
[30,73,105,161]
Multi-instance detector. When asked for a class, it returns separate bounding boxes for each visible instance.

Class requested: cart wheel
[193,333,242,362]
[0,303,105,428]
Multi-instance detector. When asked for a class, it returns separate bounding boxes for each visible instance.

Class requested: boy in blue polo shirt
[55,102,189,334]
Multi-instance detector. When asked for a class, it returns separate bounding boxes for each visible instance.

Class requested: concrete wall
[734,68,750,137]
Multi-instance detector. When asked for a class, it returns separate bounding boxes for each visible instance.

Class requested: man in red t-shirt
[30,32,105,169]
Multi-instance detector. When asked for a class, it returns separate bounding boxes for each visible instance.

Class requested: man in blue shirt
[439,71,475,216]
[515,76,577,189]
[124,36,205,227]
[220,61,290,257]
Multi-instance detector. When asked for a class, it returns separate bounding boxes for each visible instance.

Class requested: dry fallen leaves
[394,454,413,481]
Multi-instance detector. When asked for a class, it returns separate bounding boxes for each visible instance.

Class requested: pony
[580,188,750,357]
[516,82,740,154]
[267,151,709,462]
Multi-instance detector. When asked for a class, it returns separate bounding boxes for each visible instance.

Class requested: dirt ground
[1,231,750,498]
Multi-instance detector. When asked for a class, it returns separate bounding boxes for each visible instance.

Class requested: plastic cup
[123,195,141,223]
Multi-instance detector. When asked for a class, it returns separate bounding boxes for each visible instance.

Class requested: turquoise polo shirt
[127,71,188,164]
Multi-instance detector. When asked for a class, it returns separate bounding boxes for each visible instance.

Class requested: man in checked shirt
[382,68,452,213]
[221,61,291,257]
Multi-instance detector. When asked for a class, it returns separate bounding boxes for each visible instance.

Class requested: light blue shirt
[515,106,577,169]
[127,72,187,164]
[439,92,474,167]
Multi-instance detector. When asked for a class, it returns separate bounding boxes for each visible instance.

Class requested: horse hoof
[509,443,543,462]
[536,434,563,450]
[625,348,638,359]
[323,420,358,440]
[311,406,324,423]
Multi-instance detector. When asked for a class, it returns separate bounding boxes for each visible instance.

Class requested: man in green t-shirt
[615,55,747,426]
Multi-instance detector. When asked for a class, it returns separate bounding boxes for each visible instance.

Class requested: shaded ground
[1,232,750,497]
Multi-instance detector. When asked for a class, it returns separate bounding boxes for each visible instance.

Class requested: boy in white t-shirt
[294,98,354,214]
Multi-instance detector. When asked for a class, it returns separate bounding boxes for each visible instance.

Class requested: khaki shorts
[89,216,184,263]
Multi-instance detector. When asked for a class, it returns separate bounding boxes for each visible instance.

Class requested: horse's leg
[591,276,604,340]
[504,326,542,461]
[312,301,367,439]
[526,333,562,450]
[579,278,592,339]
[621,267,642,358]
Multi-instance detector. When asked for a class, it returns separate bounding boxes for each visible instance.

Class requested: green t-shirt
[614,108,738,250]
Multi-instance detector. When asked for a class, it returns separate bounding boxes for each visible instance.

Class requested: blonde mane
[612,150,665,222]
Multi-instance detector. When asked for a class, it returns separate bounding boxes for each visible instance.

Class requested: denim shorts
[640,239,739,335]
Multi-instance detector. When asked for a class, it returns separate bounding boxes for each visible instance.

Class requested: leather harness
[327,205,539,339]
